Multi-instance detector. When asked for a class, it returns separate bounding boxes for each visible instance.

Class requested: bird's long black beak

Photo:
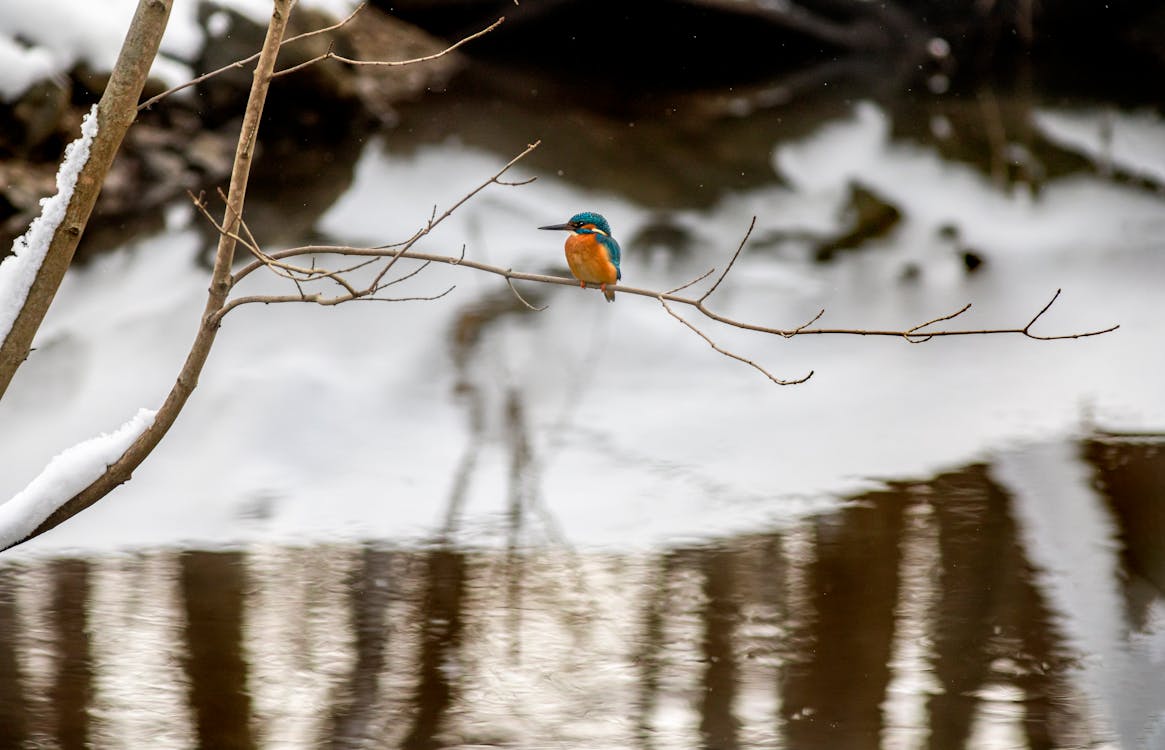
[538,222,573,231]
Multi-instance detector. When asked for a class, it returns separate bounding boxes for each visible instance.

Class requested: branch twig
[903,302,973,343]
[218,140,541,322]
[272,16,504,78]
[700,215,755,302]
[219,236,1118,387]
[667,268,716,295]
[507,276,548,312]
[138,2,368,111]
[234,244,1119,342]
[660,299,813,385]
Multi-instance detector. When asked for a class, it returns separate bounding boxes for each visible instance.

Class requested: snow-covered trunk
[0,0,173,400]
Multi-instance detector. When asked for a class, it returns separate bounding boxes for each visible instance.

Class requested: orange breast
[565,234,618,285]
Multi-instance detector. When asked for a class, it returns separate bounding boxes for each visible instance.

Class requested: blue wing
[598,234,622,280]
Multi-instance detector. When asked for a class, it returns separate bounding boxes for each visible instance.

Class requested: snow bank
[1035,107,1165,185]
[0,35,58,101]
[0,408,156,549]
[0,103,98,349]
[0,0,359,103]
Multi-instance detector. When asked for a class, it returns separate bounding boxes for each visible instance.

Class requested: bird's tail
[604,287,616,303]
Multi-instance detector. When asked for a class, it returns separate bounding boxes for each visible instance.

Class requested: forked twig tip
[507,275,548,312]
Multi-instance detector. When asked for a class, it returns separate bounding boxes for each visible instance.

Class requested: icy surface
[0,407,155,549]
[0,104,98,348]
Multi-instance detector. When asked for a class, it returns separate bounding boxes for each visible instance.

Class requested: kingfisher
[539,211,622,302]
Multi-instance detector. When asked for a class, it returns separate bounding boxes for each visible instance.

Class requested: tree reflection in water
[1,436,1160,749]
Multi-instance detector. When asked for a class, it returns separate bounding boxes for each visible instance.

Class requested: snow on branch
[0,408,156,549]
[0,104,99,348]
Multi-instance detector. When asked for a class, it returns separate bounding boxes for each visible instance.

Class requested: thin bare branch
[700,215,756,302]
[781,308,826,338]
[507,277,549,312]
[283,253,382,281]
[425,141,540,238]
[661,298,812,386]
[372,228,426,252]
[192,144,1114,391]
[239,243,1119,343]
[355,286,456,304]
[193,189,361,295]
[1021,289,1118,340]
[903,302,973,343]
[201,141,543,326]
[273,16,504,78]
[375,259,432,290]
[138,3,368,110]
[667,267,716,295]
[219,283,454,315]
[360,140,538,293]
[190,191,262,259]
[221,294,321,314]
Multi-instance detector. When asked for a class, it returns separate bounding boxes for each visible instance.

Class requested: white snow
[0,407,156,549]
[0,0,361,103]
[0,103,98,349]
[0,35,58,101]
[1035,107,1165,185]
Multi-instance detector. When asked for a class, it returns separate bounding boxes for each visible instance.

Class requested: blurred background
[1,0,1164,747]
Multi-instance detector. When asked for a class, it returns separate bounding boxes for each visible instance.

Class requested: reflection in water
[328,545,395,747]
[923,468,1076,749]
[50,559,91,750]
[0,438,1162,748]
[0,568,26,745]
[1085,434,1165,615]
[405,549,465,749]
[182,551,254,749]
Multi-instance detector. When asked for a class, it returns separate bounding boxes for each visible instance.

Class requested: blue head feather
[570,211,612,236]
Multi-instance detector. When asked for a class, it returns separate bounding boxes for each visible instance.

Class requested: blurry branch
[138,2,369,110]
[138,6,503,110]
[660,299,811,386]
[0,0,174,401]
[694,0,924,54]
[273,16,505,78]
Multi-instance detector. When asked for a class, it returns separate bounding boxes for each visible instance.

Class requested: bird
[538,211,622,302]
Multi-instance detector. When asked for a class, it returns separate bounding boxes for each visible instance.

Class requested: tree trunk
[0,0,173,400]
